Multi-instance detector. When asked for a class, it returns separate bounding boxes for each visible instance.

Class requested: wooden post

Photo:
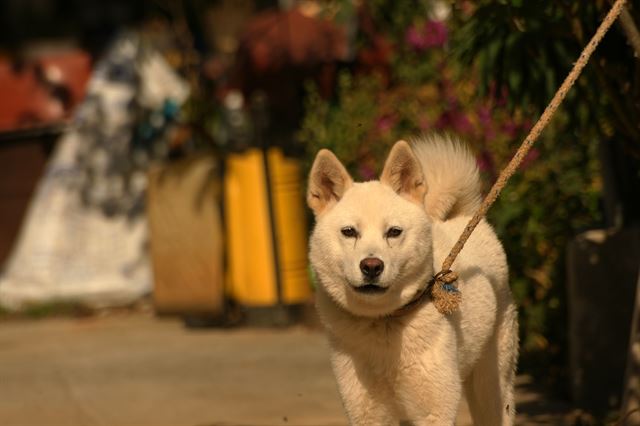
[147,155,225,316]
[622,271,640,425]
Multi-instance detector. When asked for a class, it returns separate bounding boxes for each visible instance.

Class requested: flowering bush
[299,0,603,381]
[405,20,448,51]
[300,1,532,181]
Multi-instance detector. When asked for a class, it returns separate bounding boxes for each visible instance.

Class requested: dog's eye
[386,227,403,238]
[341,227,358,238]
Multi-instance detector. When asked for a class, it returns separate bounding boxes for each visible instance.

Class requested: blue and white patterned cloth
[0,32,189,309]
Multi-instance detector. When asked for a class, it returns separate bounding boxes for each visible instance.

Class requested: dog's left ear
[380,140,426,205]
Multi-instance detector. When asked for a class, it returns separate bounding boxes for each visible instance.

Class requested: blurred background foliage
[3,0,637,391]
[453,0,639,382]
[299,0,639,386]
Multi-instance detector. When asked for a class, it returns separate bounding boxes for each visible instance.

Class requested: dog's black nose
[360,257,384,279]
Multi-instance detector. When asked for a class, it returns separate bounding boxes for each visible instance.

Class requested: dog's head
[307,141,434,317]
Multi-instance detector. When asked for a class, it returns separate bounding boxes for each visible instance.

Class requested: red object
[238,9,346,74]
[231,8,347,127]
[355,34,393,86]
[0,49,91,133]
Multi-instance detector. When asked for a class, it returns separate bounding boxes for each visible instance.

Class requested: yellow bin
[224,148,311,307]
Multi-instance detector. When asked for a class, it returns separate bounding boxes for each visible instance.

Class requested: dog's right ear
[307,149,353,216]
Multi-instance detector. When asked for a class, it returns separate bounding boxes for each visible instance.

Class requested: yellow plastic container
[224,148,311,307]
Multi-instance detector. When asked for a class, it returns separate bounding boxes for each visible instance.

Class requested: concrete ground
[0,313,572,426]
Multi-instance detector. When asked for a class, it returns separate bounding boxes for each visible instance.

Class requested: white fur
[308,136,518,425]
[411,135,482,221]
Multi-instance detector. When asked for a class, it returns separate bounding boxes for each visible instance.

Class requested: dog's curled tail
[410,135,482,221]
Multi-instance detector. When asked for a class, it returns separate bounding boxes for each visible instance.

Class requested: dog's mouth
[351,284,388,295]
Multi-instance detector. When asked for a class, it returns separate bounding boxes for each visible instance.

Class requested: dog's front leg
[402,379,461,425]
[330,349,400,425]
[398,350,462,425]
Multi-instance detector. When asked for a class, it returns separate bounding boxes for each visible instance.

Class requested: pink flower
[405,20,448,52]
[375,114,397,133]
[405,26,427,51]
[476,105,491,126]
[436,110,472,135]
[424,20,448,48]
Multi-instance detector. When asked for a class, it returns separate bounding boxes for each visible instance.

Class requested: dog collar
[385,281,433,318]
[385,270,459,318]
[386,290,429,318]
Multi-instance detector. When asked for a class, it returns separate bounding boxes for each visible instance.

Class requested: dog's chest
[333,314,445,374]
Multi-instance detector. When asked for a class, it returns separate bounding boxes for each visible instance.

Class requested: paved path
[0,313,570,425]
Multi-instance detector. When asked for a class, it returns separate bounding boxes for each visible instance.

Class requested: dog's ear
[380,140,426,205]
[307,149,353,216]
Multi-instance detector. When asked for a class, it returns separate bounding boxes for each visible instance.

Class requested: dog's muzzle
[351,283,388,295]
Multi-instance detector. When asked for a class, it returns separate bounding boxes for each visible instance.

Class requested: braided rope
[432,0,628,314]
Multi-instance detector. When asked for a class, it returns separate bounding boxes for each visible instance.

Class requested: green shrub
[299,0,606,383]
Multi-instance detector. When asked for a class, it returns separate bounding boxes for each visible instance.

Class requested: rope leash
[431,0,629,315]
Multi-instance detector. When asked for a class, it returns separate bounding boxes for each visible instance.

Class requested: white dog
[307,136,518,425]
